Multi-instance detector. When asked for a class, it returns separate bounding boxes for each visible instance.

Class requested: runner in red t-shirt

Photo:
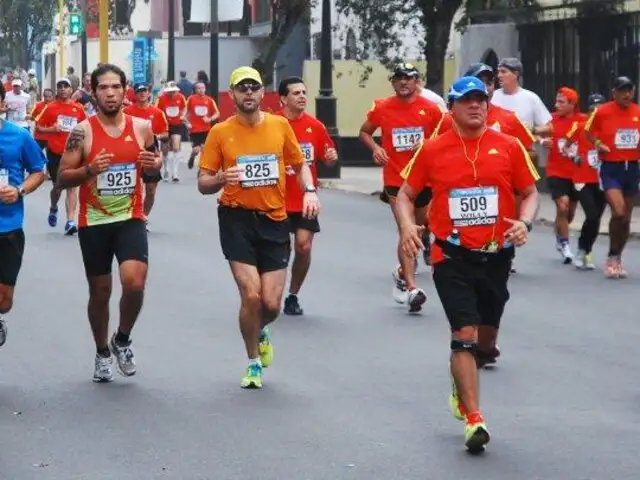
[396,76,540,453]
[28,88,54,150]
[539,87,587,264]
[155,81,187,182]
[276,77,337,316]
[359,63,444,313]
[124,83,170,227]
[35,77,86,235]
[185,82,219,169]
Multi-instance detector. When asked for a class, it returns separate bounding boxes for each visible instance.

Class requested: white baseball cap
[28,68,36,75]
[11,79,22,87]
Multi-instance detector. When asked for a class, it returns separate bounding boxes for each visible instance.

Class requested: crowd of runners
[0,57,638,454]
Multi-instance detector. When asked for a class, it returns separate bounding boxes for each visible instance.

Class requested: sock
[248,358,261,367]
[558,236,569,244]
[288,292,297,299]
[114,329,130,346]
[97,346,110,358]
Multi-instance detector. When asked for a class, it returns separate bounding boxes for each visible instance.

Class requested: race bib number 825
[237,154,279,188]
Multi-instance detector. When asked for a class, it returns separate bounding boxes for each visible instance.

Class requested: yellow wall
[302,59,458,137]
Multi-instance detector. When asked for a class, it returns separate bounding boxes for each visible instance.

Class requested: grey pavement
[320,166,640,236]
[2,165,640,479]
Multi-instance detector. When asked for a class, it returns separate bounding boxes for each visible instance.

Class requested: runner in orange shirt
[35,77,86,235]
[28,88,54,150]
[359,63,444,313]
[155,81,187,182]
[396,76,540,453]
[198,66,317,389]
[57,64,162,382]
[584,76,640,277]
[124,83,169,228]
[563,93,607,270]
[277,76,337,316]
[186,82,219,169]
[540,87,587,264]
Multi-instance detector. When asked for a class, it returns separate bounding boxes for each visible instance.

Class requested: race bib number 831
[448,186,499,227]
[237,154,279,188]
[97,163,137,196]
[615,129,639,150]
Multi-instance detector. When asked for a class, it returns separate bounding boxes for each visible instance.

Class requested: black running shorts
[0,229,25,286]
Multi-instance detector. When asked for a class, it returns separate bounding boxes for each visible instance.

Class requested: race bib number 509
[97,163,137,196]
[237,154,279,188]
[448,186,499,227]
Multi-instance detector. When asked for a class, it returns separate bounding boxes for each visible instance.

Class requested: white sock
[248,358,261,367]
[172,151,180,178]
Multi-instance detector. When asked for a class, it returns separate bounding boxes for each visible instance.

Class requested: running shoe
[241,363,263,389]
[258,327,273,368]
[109,332,137,377]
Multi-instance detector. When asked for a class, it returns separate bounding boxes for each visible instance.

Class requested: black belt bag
[434,238,514,265]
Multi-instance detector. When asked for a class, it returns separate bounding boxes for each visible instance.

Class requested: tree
[251,0,314,87]
[334,0,539,95]
[0,0,57,66]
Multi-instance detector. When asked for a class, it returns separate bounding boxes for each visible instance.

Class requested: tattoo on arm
[65,126,85,152]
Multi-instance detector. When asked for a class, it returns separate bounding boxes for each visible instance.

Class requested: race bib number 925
[97,163,137,196]
[237,154,279,188]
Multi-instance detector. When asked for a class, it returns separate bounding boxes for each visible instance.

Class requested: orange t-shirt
[278,111,335,213]
[31,101,50,141]
[200,113,304,221]
[124,104,169,136]
[584,101,640,162]
[437,105,536,150]
[186,95,219,133]
[36,100,87,155]
[546,112,587,179]
[366,95,444,187]
[406,129,540,264]
[566,120,599,184]
[155,92,187,126]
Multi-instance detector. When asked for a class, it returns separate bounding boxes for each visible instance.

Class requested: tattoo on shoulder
[65,126,85,152]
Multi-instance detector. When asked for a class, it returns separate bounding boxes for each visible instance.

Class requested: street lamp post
[167,0,175,81]
[80,0,88,74]
[315,0,340,179]
[209,0,219,103]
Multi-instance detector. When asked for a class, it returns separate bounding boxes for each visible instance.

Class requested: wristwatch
[304,185,317,193]
[17,185,26,197]
[522,220,533,232]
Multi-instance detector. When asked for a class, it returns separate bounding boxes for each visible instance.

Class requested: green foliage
[0,0,57,65]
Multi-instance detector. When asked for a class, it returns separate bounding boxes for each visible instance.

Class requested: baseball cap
[56,77,72,87]
[613,76,634,90]
[134,83,149,92]
[447,76,489,102]
[163,81,180,92]
[587,93,606,106]
[390,63,420,79]
[28,68,36,76]
[229,66,263,88]
[11,79,22,87]
[498,57,523,73]
[464,63,494,79]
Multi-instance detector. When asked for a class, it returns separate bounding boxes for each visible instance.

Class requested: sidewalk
[319,166,640,237]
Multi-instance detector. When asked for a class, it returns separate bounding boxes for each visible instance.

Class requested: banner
[189,0,244,23]
[131,37,148,84]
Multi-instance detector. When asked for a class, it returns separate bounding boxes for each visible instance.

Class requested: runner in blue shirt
[0,115,47,347]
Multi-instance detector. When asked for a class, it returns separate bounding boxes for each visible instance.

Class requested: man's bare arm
[57,124,91,188]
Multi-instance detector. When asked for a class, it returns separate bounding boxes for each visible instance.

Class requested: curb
[319,181,640,239]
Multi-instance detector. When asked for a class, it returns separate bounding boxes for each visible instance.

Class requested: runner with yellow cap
[198,66,318,389]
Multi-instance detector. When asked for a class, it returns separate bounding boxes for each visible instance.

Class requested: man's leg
[64,187,79,235]
[284,214,318,316]
[170,134,181,182]
[575,184,603,269]
[0,229,26,347]
[47,152,62,227]
[605,187,626,277]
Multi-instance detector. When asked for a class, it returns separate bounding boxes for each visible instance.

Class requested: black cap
[465,63,494,79]
[134,83,149,92]
[587,93,606,106]
[391,63,420,79]
[613,76,634,90]
[498,57,523,73]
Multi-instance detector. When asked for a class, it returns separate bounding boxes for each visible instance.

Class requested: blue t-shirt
[0,120,47,233]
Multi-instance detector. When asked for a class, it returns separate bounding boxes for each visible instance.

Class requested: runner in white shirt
[4,80,31,129]
[419,85,447,111]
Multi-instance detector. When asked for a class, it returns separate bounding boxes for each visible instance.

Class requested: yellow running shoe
[240,363,263,389]
[464,412,490,453]
[259,327,273,368]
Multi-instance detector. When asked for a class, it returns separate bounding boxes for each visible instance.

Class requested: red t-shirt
[546,112,587,179]
[406,129,540,264]
[278,111,335,212]
[31,101,50,141]
[584,101,640,162]
[566,120,599,184]
[155,92,187,126]
[186,95,219,133]
[366,95,443,187]
[124,104,169,136]
[36,100,87,155]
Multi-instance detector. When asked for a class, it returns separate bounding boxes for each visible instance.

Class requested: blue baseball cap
[447,76,489,103]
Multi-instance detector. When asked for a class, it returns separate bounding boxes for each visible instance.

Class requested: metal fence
[518,12,640,110]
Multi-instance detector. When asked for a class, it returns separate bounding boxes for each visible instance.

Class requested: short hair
[43,88,54,96]
[91,63,127,92]
[67,66,75,74]
[278,76,305,97]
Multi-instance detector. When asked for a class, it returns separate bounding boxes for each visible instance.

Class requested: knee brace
[451,339,477,354]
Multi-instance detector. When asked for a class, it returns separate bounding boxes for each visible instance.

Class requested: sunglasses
[235,83,262,93]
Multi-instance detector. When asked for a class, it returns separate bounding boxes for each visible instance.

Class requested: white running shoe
[93,355,114,383]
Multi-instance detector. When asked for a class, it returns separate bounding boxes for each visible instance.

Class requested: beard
[236,100,259,114]
[97,101,122,117]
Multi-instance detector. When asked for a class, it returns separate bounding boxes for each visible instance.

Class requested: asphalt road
[1,170,639,479]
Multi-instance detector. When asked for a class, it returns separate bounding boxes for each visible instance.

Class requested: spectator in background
[177,70,193,97]
[66,66,80,91]
[3,71,14,94]
[197,70,210,92]
[26,69,40,106]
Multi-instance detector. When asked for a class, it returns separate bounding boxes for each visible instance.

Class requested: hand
[324,145,338,165]
[0,186,19,204]
[597,143,610,154]
[302,191,320,219]
[138,150,159,170]
[504,218,529,247]
[399,224,425,258]
[222,165,244,185]
[540,137,552,149]
[87,149,113,175]
[203,116,211,123]
[372,146,389,166]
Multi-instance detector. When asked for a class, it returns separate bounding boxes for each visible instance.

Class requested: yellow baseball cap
[229,66,263,88]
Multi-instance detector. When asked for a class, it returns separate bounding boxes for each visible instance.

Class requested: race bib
[7,105,26,121]
[96,163,137,196]
[557,138,577,158]
[391,127,423,152]
[448,186,498,227]
[194,105,208,117]
[166,106,179,117]
[0,168,8,188]
[587,149,599,168]
[237,154,279,188]
[614,128,639,149]
[300,143,314,165]
[57,115,77,132]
